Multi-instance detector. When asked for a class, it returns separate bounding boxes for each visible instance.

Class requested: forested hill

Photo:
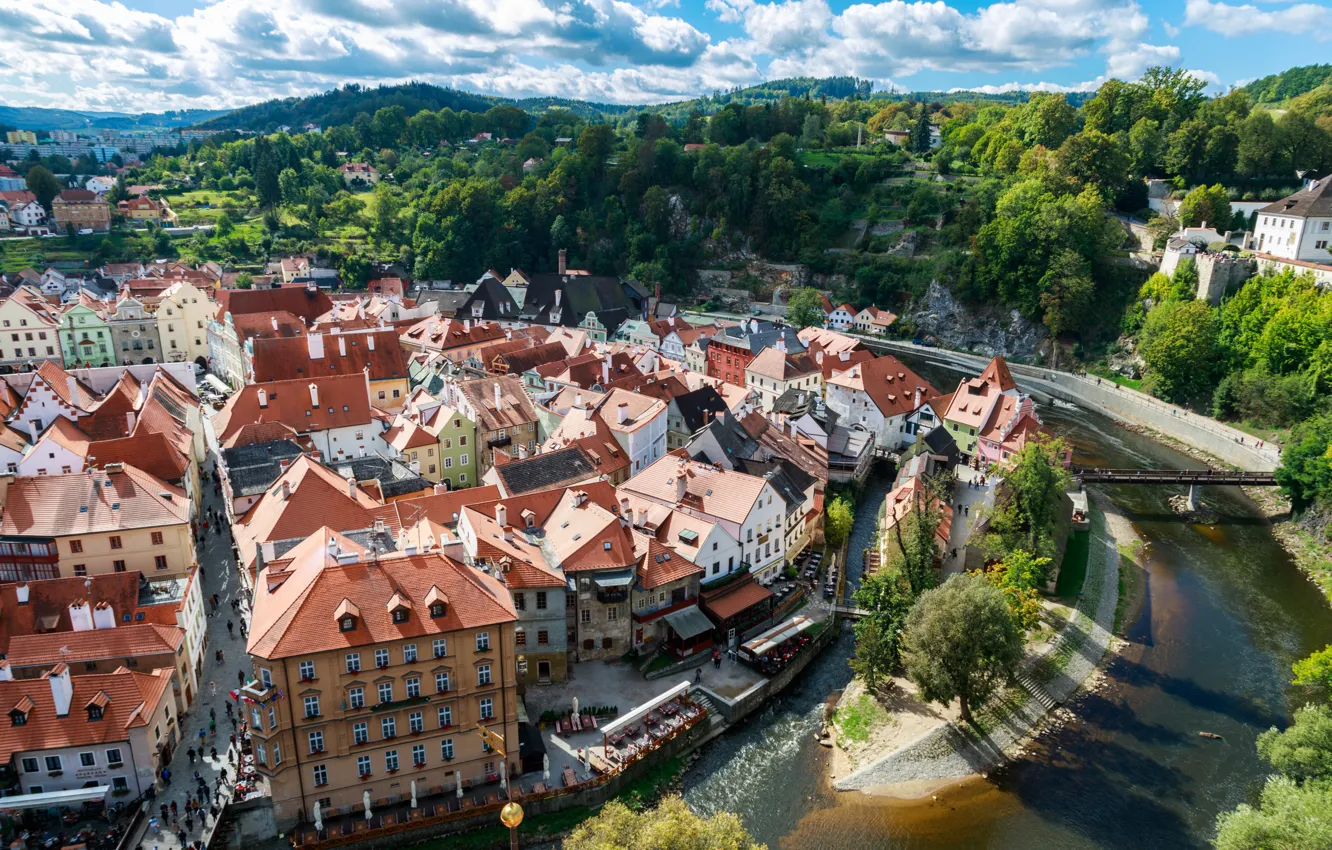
[0,105,228,131]
[1242,64,1332,105]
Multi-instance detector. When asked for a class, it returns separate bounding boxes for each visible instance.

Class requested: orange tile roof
[633,529,702,589]
[9,623,183,668]
[0,465,189,537]
[86,431,189,482]
[980,356,1017,393]
[221,421,307,450]
[251,330,408,384]
[393,486,501,529]
[746,347,820,382]
[702,577,773,621]
[829,354,940,418]
[213,373,372,443]
[619,455,769,525]
[0,668,174,762]
[32,360,98,410]
[216,286,333,325]
[0,571,186,657]
[248,549,515,660]
[455,375,538,432]
[232,311,307,346]
[400,317,506,353]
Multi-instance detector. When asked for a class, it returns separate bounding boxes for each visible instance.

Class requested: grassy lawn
[1055,529,1090,604]
[1226,420,1289,446]
[413,805,593,850]
[1089,366,1144,392]
[643,652,678,675]
[834,693,891,745]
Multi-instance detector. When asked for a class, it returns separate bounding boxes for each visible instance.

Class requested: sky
[2,0,1330,114]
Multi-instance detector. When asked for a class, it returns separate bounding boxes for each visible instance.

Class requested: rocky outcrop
[907,279,1047,359]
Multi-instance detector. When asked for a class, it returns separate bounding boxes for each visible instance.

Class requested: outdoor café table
[562,767,577,787]
[531,782,547,793]
[662,702,679,715]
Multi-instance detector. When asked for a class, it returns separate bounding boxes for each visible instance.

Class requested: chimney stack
[48,664,72,716]
[126,411,136,434]
[496,504,508,527]
[555,289,563,308]
[257,388,268,408]
[15,585,28,604]
[617,402,628,425]
[558,249,567,276]
[67,376,79,404]
[517,444,527,460]
[493,382,502,409]
[914,386,922,409]
[338,336,346,357]
[307,332,324,360]
[308,382,319,407]
[670,475,686,502]
[281,480,291,500]
[69,601,94,632]
[367,334,375,351]
[271,316,279,332]
[27,420,37,443]
[346,476,356,499]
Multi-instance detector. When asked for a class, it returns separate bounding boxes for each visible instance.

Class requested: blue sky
[1,0,1329,113]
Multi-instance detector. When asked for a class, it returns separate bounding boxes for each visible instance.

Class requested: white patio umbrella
[456,769,463,798]
[410,780,417,809]
[500,768,506,790]
[542,754,550,782]
[312,801,322,833]
[363,791,372,821]
[571,696,579,716]
[582,747,590,771]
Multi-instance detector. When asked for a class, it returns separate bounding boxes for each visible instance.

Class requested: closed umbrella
[410,780,417,809]
[500,768,506,790]
[363,791,372,821]
[456,770,463,799]
[312,801,322,833]
[571,696,579,717]
[542,754,549,782]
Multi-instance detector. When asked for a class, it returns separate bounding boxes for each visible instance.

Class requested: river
[681,376,1332,849]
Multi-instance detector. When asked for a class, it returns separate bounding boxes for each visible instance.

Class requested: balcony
[486,434,511,449]
[595,588,628,604]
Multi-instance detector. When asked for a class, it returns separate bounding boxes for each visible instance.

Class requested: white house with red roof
[827,303,857,330]
[825,354,943,451]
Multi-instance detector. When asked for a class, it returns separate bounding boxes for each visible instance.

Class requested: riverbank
[829,496,1133,795]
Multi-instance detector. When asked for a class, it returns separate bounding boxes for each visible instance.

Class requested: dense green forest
[0,105,228,131]
[1242,64,1332,105]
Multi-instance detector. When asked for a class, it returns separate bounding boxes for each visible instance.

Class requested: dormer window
[430,604,444,618]
[335,598,360,631]
[10,712,26,726]
[392,609,408,624]
[426,586,448,618]
[87,707,103,721]
[340,617,355,632]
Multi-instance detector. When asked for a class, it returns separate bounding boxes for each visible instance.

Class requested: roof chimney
[27,420,37,443]
[517,444,527,460]
[558,248,567,276]
[271,316,279,332]
[92,602,115,630]
[433,483,448,495]
[618,402,629,425]
[48,664,72,716]
[69,601,94,632]
[257,388,268,408]
[574,393,583,409]
[126,411,136,434]
[496,503,508,527]
[602,355,610,386]
[327,535,338,558]
[914,386,922,409]
[309,382,319,407]
[308,332,324,360]
[346,476,356,499]
[669,476,686,502]
[67,376,78,404]
[493,382,502,409]
[838,350,849,362]
[555,289,563,308]
[15,585,28,604]
[463,319,471,333]
[281,480,291,500]
[367,335,375,351]
[338,336,346,357]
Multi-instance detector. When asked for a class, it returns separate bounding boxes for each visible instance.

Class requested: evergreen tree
[910,108,932,155]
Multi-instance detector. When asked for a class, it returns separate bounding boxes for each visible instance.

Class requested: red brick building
[706,320,804,385]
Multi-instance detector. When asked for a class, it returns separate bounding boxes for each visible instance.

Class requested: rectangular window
[109,536,122,550]
[151,531,164,545]
[409,711,424,733]
[385,750,399,772]
[260,668,273,689]
[79,752,95,767]
[105,749,122,767]
[256,744,267,766]
[357,756,371,778]
[74,565,86,577]
[516,630,527,646]
[273,743,282,766]
[154,555,168,571]
[349,687,364,709]
[438,705,453,727]
[69,539,83,553]
[536,591,547,610]
[251,708,262,728]
[21,758,38,773]
[308,731,324,754]
[299,661,315,681]
[441,739,454,760]
[478,664,491,686]
[346,653,360,673]
[303,696,320,718]
[375,649,390,668]
[443,457,453,469]
[580,609,591,624]
[412,743,426,766]
[381,717,396,738]
[538,630,549,645]
[479,697,494,720]
[476,632,490,651]
[403,644,417,663]
[460,453,468,466]
[113,560,126,573]
[44,756,62,772]
[353,722,368,745]
[433,638,447,658]
[378,682,393,703]
[406,677,420,698]
[313,764,328,786]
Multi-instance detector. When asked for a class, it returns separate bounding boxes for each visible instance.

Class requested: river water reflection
[682,380,1332,849]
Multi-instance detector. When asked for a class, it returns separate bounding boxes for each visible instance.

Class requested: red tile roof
[213,373,372,443]
[0,668,175,762]
[248,550,515,660]
[701,576,773,621]
[8,623,183,668]
[216,286,333,325]
[251,330,407,384]
[633,530,702,589]
[0,571,187,657]
[0,465,189,537]
[829,354,940,418]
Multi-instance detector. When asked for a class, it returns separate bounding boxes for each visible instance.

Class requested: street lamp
[500,801,524,849]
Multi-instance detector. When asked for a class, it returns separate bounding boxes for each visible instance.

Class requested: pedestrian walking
[210,747,217,761]
[187,747,196,765]
[198,728,206,746]
[217,649,225,664]
[185,817,193,834]
[209,707,216,722]
[170,801,177,817]
[237,669,245,687]
[694,668,702,684]
[229,733,236,751]
[210,681,216,698]
[178,829,187,847]
[162,767,172,785]
[149,818,159,836]
[209,718,216,736]
[161,804,169,821]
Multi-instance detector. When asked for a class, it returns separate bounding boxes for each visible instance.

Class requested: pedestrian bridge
[832,604,869,620]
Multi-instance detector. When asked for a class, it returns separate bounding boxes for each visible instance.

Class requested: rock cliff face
[908,279,1047,360]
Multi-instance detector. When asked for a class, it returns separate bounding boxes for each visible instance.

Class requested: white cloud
[0,0,1231,112]
[1183,0,1331,37]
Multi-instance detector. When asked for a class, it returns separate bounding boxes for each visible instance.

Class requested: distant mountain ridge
[0,105,230,131]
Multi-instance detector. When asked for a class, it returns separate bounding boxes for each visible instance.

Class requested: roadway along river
[681,376,1332,848]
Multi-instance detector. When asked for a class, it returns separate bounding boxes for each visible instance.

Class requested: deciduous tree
[564,796,766,850]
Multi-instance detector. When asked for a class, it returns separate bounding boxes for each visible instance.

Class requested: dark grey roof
[712,322,805,355]
[221,440,305,497]
[323,455,430,498]
[495,447,598,495]
[731,457,815,514]
[457,276,523,321]
[689,415,758,462]
[1258,177,1332,218]
[673,386,728,433]
[921,424,958,458]
[520,272,633,332]
[414,289,471,315]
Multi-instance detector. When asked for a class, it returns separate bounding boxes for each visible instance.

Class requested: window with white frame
[409,711,423,733]
[357,755,371,777]
[435,672,451,692]
[313,764,328,786]
[105,748,122,767]
[345,653,361,673]
[353,722,368,744]
[381,717,396,738]
[349,687,364,709]
[441,738,454,760]
[433,638,447,658]
[406,677,420,698]
[403,644,417,663]
[384,750,399,772]
[478,664,491,686]
[378,682,393,703]
[303,696,320,718]
[308,731,324,754]
[438,705,453,727]
[480,697,494,720]
[299,660,315,680]
[412,743,426,765]
[476,632,489,651]
[375,649,390,668]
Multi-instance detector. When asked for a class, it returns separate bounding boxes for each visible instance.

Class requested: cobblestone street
[126,454,259,850]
